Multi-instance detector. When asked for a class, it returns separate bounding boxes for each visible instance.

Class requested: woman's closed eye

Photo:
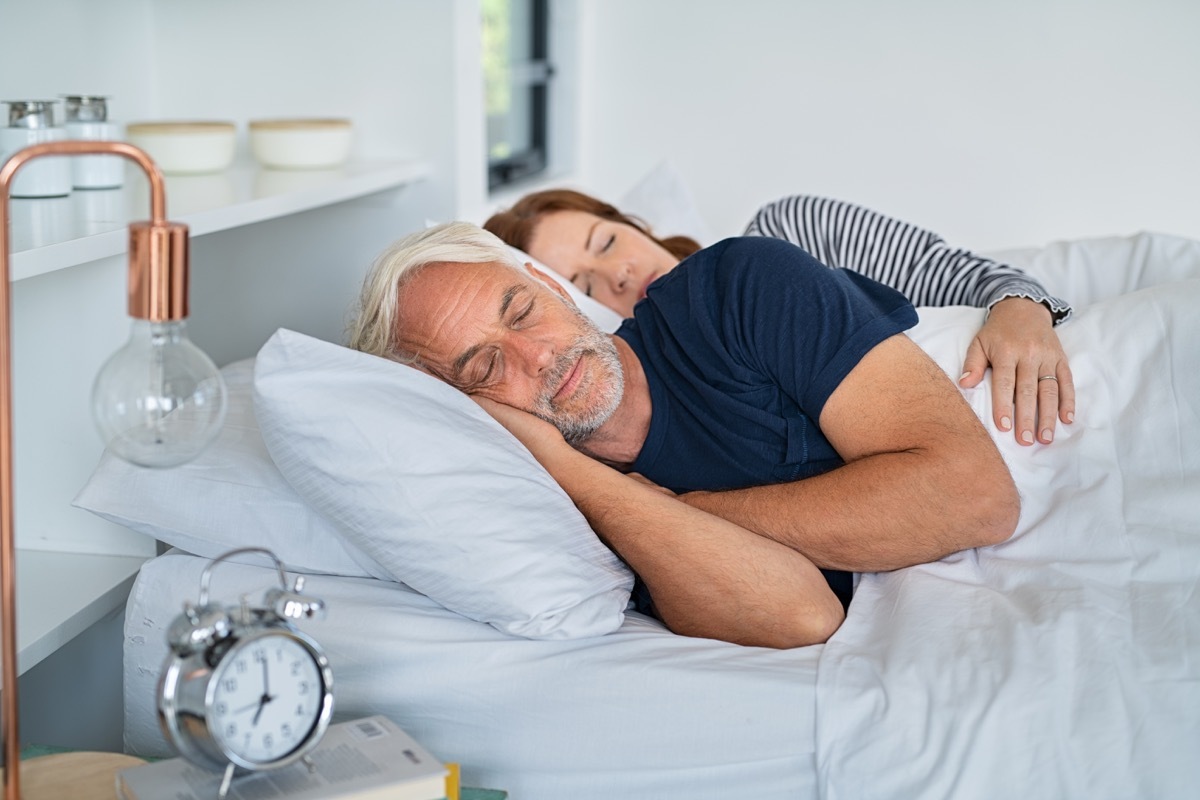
[569,272,593,296]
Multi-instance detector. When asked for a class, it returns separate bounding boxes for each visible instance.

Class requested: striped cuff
[987,291,1073,326]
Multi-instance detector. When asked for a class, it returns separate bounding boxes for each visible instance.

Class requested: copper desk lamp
[1,140,227,798]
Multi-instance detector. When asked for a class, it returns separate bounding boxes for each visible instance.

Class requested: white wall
[0,0,157,120]
[575,0,1200,251]
[149,0,477,221]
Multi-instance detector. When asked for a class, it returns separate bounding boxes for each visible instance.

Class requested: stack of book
[117,715,449,800]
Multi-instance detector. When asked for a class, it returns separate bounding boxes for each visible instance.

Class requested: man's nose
[510,333,556,375]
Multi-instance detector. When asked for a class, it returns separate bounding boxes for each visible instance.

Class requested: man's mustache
[540,346,594,409]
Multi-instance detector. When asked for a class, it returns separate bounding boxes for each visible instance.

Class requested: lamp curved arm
[2,142,189,322]
[0,139,167,222]
[0,141,189,800]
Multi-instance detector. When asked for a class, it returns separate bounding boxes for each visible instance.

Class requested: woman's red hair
[484,189,701,260]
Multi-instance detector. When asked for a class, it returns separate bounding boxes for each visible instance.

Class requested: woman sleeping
[485,190,1075,446]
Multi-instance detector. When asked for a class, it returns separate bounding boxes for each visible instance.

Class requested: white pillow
[72,359,385,578]
[252,329,634,640]
[618,159,715,247]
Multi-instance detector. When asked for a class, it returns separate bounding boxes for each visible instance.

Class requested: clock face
[208,632,326,765]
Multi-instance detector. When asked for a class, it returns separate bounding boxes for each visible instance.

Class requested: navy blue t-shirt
[614,237,918,610]
[616,236,918,492]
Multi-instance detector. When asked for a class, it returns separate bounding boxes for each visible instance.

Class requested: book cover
[117,715,448,800]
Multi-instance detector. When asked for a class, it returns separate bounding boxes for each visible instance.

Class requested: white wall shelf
[16,549,149,675]
[10,159,433,282]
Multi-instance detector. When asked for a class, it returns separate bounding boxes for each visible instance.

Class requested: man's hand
[473,396,568,461]
[959,297,1075,446]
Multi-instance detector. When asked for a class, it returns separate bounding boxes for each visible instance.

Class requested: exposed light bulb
[91,319,227,468]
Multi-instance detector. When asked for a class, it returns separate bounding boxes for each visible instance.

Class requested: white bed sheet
[816,253,1200,797]
[125,552,823,799]
[985,229,1200,307]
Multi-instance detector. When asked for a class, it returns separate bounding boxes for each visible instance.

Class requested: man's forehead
[402,260,528,305]
[396,260,534,353]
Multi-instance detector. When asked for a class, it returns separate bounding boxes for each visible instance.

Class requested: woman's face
[525,210,681,318]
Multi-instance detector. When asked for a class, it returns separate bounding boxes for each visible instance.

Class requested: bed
[96,229,1200,799]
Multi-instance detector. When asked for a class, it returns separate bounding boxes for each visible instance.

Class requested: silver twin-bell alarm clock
[158,547,334,798]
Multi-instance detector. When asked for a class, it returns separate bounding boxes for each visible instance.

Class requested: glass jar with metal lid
[0,100,72,197]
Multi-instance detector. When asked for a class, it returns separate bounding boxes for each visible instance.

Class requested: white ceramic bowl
[249,118,353,170]
[126,121,237,175]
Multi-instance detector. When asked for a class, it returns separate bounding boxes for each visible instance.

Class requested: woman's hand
[958,297,1075,446]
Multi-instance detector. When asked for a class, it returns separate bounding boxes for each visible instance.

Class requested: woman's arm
[743,194,1071,320]
[744,195,1076,446]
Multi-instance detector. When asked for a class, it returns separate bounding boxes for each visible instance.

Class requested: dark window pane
[484,0,551,189]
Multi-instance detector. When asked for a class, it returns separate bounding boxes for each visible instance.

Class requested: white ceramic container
[248,118,352,170]
[125,121,237,175]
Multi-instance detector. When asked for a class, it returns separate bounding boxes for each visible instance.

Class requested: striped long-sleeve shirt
[743,195,1071,324]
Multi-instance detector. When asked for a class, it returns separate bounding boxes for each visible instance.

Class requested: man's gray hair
[348,221,524,360]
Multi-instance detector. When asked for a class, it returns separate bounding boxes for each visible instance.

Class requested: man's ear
[525,262,577,306]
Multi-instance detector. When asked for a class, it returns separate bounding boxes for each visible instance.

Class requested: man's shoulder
[667,237,835,309]
[673,236,828,290]
[689,235,820,265]
[636,237,838,339]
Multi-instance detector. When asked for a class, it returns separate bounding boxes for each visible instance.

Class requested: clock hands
[231,693,276,722]
[252,655,276,726]
[232,699,264,715]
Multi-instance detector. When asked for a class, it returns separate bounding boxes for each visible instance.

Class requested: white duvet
[816,235,1200,799]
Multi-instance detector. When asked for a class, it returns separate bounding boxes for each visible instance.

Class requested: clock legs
[218,763,236,800]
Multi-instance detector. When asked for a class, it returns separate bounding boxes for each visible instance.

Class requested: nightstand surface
[5,751,146,799]
[9,750,509,799]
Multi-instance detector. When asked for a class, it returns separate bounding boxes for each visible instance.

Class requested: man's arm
[474,398,845,649]
[680,334,1021,573]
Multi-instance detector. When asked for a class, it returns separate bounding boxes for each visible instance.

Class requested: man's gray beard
[531,304,624,447]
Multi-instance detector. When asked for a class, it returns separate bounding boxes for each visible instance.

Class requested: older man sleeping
[348,222,1019,649]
